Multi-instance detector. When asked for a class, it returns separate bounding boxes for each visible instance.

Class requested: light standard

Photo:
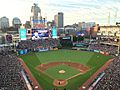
[89,27,92,44]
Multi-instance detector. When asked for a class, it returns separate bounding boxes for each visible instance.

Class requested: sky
[0,0,120,26]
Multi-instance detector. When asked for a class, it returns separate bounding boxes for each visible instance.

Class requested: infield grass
[45,64,80,80]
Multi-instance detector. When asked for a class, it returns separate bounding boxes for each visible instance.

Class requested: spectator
[92,57,120,90]
[0,50,27,90]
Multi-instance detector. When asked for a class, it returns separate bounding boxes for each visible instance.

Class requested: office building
[58,12,64,28]
[54,15,58,27]
[0,16,9,30]
[12,17,22,29]
[30,3,41,28]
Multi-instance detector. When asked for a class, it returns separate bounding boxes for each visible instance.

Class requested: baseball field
[20,49,111,90]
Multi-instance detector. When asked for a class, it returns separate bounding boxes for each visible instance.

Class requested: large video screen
[32,29,49,40]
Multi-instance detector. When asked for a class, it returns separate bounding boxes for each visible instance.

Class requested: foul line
[19,58,43,90]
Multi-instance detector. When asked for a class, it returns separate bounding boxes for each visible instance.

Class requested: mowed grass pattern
[35,50,94,65]
[45,64,80,80]
[20,49,111,90]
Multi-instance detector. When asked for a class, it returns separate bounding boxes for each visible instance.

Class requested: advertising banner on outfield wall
[100,51,104,54]
[105,52,109,55]
[94,50,100,53]
[39,48,49,52]
[18,49,28,55]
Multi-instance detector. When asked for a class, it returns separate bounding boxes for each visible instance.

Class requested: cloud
[0,0,120,25]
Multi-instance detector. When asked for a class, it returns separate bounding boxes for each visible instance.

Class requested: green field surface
[20,49,112,90]
[45,64,80,80]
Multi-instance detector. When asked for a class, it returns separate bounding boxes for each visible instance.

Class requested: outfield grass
[20,49,112,90]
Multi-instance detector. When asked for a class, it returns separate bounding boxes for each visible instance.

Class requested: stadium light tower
[107,8,112,26]
[108,12,110,26]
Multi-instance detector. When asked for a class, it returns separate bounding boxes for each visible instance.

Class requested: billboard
[76,31,85,36]
[20,28,27,40]
[52,26,57,38]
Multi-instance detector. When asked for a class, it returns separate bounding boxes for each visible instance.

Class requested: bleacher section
[89,42,119,56]
[0,51,27,90]
[17,39,61,55]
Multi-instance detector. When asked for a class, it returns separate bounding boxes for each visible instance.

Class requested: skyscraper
[12,17,22,29]
[54,15,58,27]
[0,16,9,30]
[58,12,64,28]
[31,3,41,20]
[30,3,41,28]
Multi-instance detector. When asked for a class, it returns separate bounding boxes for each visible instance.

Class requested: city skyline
[0,0,120,26]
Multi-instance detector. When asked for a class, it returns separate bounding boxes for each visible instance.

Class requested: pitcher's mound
[59,70,65,74]
[53,79,68,86]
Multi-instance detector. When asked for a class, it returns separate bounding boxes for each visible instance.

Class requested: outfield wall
[18,47,110,56]
[72,47,110,56]
[17,47,59,55]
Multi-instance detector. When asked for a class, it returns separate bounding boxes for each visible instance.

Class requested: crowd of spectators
[89,43,118,55]
[97,36,119,44]
[17,38,61,51]
[93,57,120,90]
[0,50,27,90]
[0,37,120,90]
